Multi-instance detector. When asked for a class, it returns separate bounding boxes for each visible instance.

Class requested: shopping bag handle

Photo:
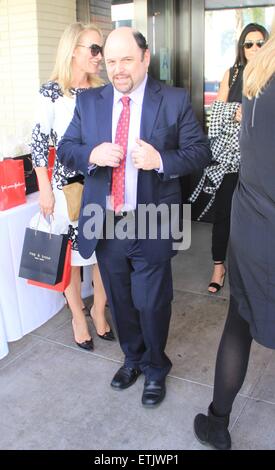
[36,213,53,239]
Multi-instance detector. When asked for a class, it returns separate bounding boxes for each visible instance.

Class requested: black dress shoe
[111,366,141,390]
[97,329,115,341]
[75,338,94,351]
[142,380,166,407]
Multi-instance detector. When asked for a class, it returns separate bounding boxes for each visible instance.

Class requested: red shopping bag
[37,147,56,190]
[27,240,72,292]
[0,159,26,211]
[48,146,56,181]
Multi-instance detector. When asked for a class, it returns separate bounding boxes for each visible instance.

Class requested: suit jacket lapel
[95,78,162,144]
[94,79,162,183]
[140,77,163,141]
[95,85,114,179]
[137,77,163,205]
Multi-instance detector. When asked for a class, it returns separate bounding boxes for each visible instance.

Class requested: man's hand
[89,143,124,167]
[131,138,160,170]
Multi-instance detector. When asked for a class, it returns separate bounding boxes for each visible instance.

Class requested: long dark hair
[235,23,269,67]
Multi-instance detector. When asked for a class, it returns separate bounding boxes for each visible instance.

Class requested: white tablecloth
[0,192,92,360]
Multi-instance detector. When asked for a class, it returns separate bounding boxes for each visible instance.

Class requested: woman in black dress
[208,23,269,293]
[193,32,275,449]
[190,24,269,293]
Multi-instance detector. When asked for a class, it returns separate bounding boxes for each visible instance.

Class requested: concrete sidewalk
[0,222,274,450]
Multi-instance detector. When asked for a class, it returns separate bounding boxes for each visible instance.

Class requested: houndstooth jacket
[189,100,240,220]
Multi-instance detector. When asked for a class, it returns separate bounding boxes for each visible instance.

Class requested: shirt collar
[113,74,148,105]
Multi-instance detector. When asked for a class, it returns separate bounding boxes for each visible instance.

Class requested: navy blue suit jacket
[58,76,211,263]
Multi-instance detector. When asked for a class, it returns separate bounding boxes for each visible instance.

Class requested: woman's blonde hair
[50,22,104,96]
[243,34,275,99]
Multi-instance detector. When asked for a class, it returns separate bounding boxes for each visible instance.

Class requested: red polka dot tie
[111,96,131,213]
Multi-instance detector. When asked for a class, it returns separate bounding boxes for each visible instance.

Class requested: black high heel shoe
[63,295,94,350]
[90,307,115,341]
[208,261,226,294]
[75,338,94,351]
[97,329,115,341]
[71,319,94,351]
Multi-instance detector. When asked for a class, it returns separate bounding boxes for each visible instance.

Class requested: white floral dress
[31,81,96,266]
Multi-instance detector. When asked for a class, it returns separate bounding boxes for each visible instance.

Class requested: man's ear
[144,48,150,67]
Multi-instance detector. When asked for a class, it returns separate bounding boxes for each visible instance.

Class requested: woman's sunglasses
[243,40,265,49]
[77,44,103,56]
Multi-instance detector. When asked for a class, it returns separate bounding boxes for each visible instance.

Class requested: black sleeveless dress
[228,65,243,104]
[229,76,275,348]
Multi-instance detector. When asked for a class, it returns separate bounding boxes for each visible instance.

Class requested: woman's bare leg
[65,266,92,342]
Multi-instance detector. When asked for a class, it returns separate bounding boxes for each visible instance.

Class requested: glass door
[204,3,274,130]
[147,0,175,85]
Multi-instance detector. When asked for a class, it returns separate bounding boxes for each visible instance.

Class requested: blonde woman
[193,33,275,449]
[31,23,114,350]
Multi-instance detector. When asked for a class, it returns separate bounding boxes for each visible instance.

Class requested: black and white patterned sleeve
[31,82,61,168]
[208,101,239,139]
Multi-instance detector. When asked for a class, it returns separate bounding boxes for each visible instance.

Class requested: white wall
[0,0,76,157]
[36,0,76,83]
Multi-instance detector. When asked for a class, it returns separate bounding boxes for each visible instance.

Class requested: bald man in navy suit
[58,27,211,407]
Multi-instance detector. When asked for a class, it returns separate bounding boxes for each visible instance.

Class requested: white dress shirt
[90,74,163,210]
[111,75,148,211]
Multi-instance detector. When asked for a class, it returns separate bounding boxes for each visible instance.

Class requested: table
[0,192,92,360]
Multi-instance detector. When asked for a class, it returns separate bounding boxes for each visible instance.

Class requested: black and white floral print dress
[31,81,96,266]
